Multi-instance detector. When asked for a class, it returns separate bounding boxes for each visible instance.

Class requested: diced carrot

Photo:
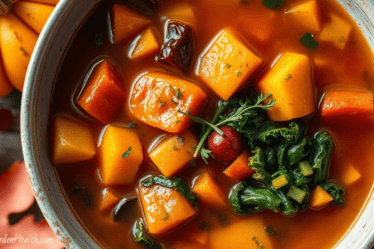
[0,54,13,98]
[209,217,274,249]
[52,117,96,164]
[321,90,374,125]
[160,2,196,24]
[192,172,227,208]
[99,188,120,212]
[13,1,54,34]
[198,29,263,101]
[149,130,199,177]
[27,0,59,6]
[309,186,334,209]
[99,126,143,185]
[319,13,352,50]
[77,60,126,124]
[0,12,38,91]
[224,150,254,181]
[286,0,321,32]
[257,52,315,121]
[130,28,159,59]
[170,241,203,249]
[111,4,152,44]
[130,72,207,133]
[139,185,196,234]
[340,163,361,185]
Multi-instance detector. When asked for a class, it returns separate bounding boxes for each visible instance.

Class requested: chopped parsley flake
[237,71,242,77]
[127,122,137,128]
[300,33,319,50]
[176,120,182,124]
[159,102,166,108]
[162,213,169,221]
[122,146,132,158]
[226,64,232,69]
[170,85,174,92]
[176,89,183,99]
[285,74,292,81]
[173,146,178,150]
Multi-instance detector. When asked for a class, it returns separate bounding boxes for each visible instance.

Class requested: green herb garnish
[122,146,132,158]
[176,89,183,99]
[170,85,174,92]
[127,122,137,128]
[173,146,178,150]
[300,33,319,50]
[285,74,292,81]
[237,71,242,77]
[226,64,232,68]
[262,0,285,9]
[159,102,166,108]
[162,213,169,221]
[134,219,160,249]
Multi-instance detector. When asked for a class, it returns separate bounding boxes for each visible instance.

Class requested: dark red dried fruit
[0,108,13,131]
[157,21,194,72]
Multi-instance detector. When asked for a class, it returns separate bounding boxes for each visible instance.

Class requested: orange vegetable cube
[99,188,120,212]
[99,126,143,185]
[321,90,373,125]
[341,164,361,185]
[319,13,352,50]
[13,1,54,34]
[209,217,273,249]
[224,150,254,181]
[139,185,196,234]
[149,130,199,177]
[198,29,263,100]
[52,117,96,164]
[257,52,315,121]
[130,72,207,133]
[111,4,152,44]
[193,172,227,208]
[286,0,321,32]
[77,60,126,124]
[130,28,159,59]
[309,186,334,209]
[160,3,196,24]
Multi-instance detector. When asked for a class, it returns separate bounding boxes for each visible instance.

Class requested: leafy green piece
[249,147,269,182]
[142,176,198,208]
[300,33,319,50]
[265,146,277,174]
[262,0,285,9]
[134,219,160,249]
[286,138,312,166]
[258,121,305,145]
[230,181,281,215]
[319,183,345,206]
[310,132,333,185]
[298,184,310,212]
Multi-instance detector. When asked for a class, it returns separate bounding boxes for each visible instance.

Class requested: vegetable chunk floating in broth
[49,0,374,248]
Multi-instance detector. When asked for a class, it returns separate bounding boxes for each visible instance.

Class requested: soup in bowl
[21,0,374,248]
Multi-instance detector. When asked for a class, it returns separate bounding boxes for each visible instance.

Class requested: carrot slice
[193,172,227,208]
[111,4,152,44]
[309,186,334,209]
[99,188,120,212]
[0,12,38,91]
[27,0,59,6]
[224,150,254,181]
[77,60,126,124]
[321,90,374,125]
[13,1,54,34]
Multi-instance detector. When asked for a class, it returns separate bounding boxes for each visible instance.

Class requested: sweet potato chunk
[149,130,199,177]
[309,186,333,208]
[320,90,373,125]
[99,126,143,185]
[286,0,321,32]
[77,60,126,124]
[130,72,207,133]
[130,28,159,59]
[341,164,361,186]
[52,117,96,164]
[224,150,254,181]
[111,4,152,44]
[193,172,227,208]
[257,52,315,121]
[209,217,273,249]
[139,185,196,234]
[319,13,352,50]
[99,188,120,212]
[13,1,54,34]
[198,29,263,100]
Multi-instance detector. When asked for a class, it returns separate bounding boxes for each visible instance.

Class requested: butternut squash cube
[149,130,199,177]
[52,117,96,164]
[257,52,315,121]
[139,185,196,234]
[99,126,143,185]
[198,29,262,100]
[309,186,334,209]
[209,217,273,249]
[161,2,196,24]
[319,13,352,50]
[77,60,126,124]
[286,0,321,32]
[224,150,254,181]
[193,172,227,208]
[130,72,207,133]
[130,28,159,59]
[111,4,152,44]
[341,164,361,185]
[99,188,120,212]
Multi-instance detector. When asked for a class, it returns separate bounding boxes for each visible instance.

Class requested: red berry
[0,109,13,131]
[207,126,243,163]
